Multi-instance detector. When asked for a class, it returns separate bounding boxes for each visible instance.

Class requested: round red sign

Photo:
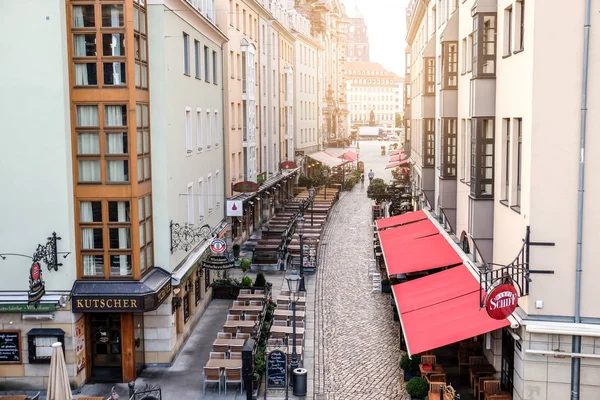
[486,284,518,320]
[210,239,227,254]
[31,262,41,281]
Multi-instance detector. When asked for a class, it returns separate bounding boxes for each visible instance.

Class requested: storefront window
[27,329,65,364]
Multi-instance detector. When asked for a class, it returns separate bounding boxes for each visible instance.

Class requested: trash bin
[293,368,307,396]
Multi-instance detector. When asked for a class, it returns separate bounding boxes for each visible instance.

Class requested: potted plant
[381,278,391,293]
[400,355,421,381]
[241,276,253,287]
[406,377,429,400]
[240,258,252,276]
[232,243,241,259]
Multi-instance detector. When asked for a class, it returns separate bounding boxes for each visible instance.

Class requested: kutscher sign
[486,284,518,320]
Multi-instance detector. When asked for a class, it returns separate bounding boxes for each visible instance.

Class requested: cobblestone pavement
[314,142,407,400]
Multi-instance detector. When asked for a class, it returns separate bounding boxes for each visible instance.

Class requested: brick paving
[313,142,408,400]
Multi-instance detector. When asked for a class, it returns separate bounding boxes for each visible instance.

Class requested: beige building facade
[404,0,600,399]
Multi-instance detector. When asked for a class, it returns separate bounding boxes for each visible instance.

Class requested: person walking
[360,172,365,188]
[368,169,375,184]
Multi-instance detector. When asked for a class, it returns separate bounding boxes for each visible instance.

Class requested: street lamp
[297,214,306,292]
[286,270,301,387]
[308,187,316,227]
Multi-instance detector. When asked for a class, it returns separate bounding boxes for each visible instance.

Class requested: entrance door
[89,313,122,382]
[501,328,515,393]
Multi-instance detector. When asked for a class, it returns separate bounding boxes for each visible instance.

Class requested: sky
[344,0,410,77]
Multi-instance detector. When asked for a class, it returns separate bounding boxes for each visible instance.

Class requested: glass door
[90,313,122,382]
[501,328,515,393]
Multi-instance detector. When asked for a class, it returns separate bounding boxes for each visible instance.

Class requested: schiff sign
[486,284,518,320]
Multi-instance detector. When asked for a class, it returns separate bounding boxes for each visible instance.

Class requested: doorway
[88,313,122,382]
[501,328,515,393]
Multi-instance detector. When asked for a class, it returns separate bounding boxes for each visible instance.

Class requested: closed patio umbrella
[47,342,73,400]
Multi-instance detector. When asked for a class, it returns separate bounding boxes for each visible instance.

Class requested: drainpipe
[571,0,591,399]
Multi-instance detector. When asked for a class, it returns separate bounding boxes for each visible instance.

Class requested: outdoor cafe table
[270,325,305,336]
[206,359,243,370]
[469,363,497,384]
[273,309,306,318]
[223,320,257,329]
[276,295,306,305]
[230,305,263,313]
[419,363,445,378]
[213,338,246,347]
[237,293,266,300]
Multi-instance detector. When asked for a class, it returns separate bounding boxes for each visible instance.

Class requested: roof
[342,0,364,19]
[345,62,405,82]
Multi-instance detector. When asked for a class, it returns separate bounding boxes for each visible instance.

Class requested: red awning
[339,150,358,162]
[376,210,427,230]
[393,266,510,355]
[385,160,410,169]
[382,234,463,275]
[390,149,401,155]
[378,219,439,243]
[388,154,408,163]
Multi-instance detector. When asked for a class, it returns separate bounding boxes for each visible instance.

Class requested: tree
[367,178,391,203]
[395,112,403,128]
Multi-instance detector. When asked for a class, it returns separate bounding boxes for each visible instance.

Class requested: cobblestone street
[314,142,406,400]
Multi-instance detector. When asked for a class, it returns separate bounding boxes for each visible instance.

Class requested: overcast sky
[346,0,410,76]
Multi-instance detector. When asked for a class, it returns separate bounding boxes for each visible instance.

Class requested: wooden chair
[249,300,262,306]
[482,380,502,400]
[227,314,240,321]
[213,344,229,353]
[296,305,306,312]
[268,338,284,346]
[228,309,242,315]
[203,366,222,394]
[245,314,259,321]
[487,394,511,400]
[458,350,472,375]
[279,290,290,296]
[240,325,255,334]
[421,355,437,366]
[290,338,303,347]
[427,373,446,385]
[429,382,447,393]
[294,321,304,329]
[253,289,265,294]
[230,344,244,353]
[210,351,226,359]
[217,332,232,339]
[274,313,288,321]
[473,375,495,399]
[273,320,287,327]
[236,333,250,340]
[233,300,246,306]
[223,326,238,334]
[469,356,487,387]
[277,299,290,308]
[271,332,286,342]
[239,289,251,295]
[230,352,242,359]
[224,367,243,394]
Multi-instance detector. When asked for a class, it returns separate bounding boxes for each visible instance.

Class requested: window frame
[473,13,497,78]
[441,118,457,178]
[504,6,513,56]
[424,57,435,95]
[138,195,153,275]
[423,118,435,167]
[442,41,458,89]
[469,117,495,198]
[183,32,190,76]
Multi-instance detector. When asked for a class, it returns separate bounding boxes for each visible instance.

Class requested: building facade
[345,62,403,129]
[404,0,600,399]
[291,11,322,157]
[342,0,370,62]
[147,0,228,367]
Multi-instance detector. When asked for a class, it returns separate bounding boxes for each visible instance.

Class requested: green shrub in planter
[400,355,412,371]
[241,276,253,287]
[406,377,428,399]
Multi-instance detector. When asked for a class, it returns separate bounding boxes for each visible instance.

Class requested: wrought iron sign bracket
[0,232,70,271]
[170,221,213,253]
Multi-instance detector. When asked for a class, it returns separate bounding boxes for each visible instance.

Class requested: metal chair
[227,314,240,321]
[233,300,246,306]
[209,351,226,359]
[217,332,232,339]
[249,300,262,306]
[224,367,243,394]
[236,332,250,340]
[203,366,222,394]
[213,344,229,353]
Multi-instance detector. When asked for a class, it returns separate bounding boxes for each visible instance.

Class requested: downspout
[571,1,591,399]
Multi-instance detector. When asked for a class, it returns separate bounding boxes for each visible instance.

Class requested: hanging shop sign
[233,181,260,193]
[280,161,297,170]
[266,350,287,388]
[227,200,244,217]
[28,262,45,304]
[202,239,234,270]
[257,172,267,184]
[486,284,519,320]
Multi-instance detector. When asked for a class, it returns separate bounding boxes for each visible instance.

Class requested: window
[517,0,525,50]
[470,118,495,198]
[504,6,513,56]
[136,103,151,182]
[27,329,65,364]
[215,170,220,207]
[196,109,203,151]
[183,33,190,75]
[207,174,213,210]
[194,40,201,78]
[230,51,234,78]
[229,0,233,26]
[80,200,133,277]
[138,195,153,274]
[473,13,497,77]
[243,9,246,34]
[424,58,435,95]
[502,118,510,201]
[187,183,194,223]
[198,179,205,219]
[214,110,219,146]
[185,107,192,154]
[466,34,473,73]
[213,51,218,84]
[442,42,458,88]
[441,118,457,177]
[133,4,148,89]
[204,46,210,81]
[236,4,240,29]
[423,119,435,167]
[206,110,212,148]
[515,118,522,208]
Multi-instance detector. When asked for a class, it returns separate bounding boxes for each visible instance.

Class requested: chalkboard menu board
[266,350,287,388]
[0,331,21,364]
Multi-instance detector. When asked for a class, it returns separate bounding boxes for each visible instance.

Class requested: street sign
[486,284,518,320]
[226,200,243,217]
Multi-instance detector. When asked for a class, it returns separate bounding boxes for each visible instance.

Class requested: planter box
[212,284,272,300]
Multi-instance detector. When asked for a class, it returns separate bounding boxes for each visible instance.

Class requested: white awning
[307,151,345,167]
[171,239,212,286]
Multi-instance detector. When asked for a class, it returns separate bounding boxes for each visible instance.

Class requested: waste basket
[292,368,307,396]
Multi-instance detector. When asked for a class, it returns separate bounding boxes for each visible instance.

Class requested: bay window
[472,13,497,78]
[424,58,435,95]
[441,118,457,178]
[423,119,435,167]
[470,118,495,198]
[442,42,458,88]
